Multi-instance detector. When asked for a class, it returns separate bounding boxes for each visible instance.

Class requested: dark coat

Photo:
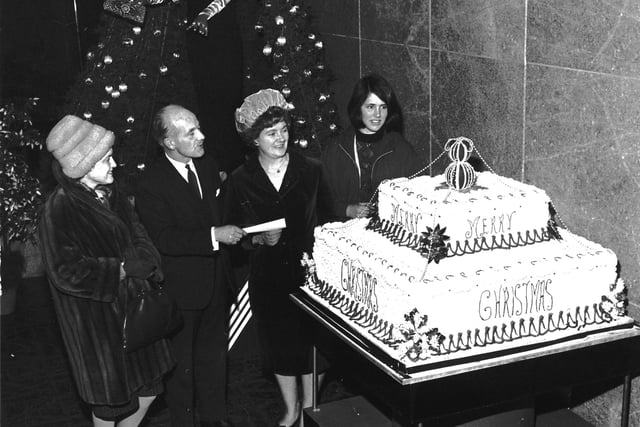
[321,128,422,220]
[135,154,234,310]
[222,151,332,374]
[223,151,332,290]
[38,164,174,406]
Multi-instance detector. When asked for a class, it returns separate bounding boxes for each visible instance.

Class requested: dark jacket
[321,128,422,220]
[222,151,332,291]
[135,154,234,310]
[38,164,174,406]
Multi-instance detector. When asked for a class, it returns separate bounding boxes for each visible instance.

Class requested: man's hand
[187,14,209,36]
[215,225,246,245]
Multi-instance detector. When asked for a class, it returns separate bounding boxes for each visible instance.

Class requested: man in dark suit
[135,105,245,427]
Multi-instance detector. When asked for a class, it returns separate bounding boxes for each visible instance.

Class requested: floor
[1,276,353,427]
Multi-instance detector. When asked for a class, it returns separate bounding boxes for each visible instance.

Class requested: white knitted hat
[234,89,287,133]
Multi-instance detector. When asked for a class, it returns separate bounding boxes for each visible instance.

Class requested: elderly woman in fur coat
[38,115,175,427]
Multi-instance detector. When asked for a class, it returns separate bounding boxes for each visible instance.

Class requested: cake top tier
[376,172,555,251]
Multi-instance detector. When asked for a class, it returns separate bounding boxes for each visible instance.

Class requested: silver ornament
[119,83,128,92]
[298,139,308,148]
[105,85,114,94]
[132,26,142,35]
[159,65,168,75]
[282,86,291,97]
[126,116,135,124]
[83,111,92,120]
[101,100,110,109]
[122,37,134,46]
[275,15,284,25]
[263,44,272,56]
[315,41,323,49]
[111,90,121,99]
[276,35,286,46]
[103,55,113,65]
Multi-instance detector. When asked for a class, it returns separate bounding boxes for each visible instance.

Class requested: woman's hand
[262,229,282,246]
[346,202,370,218]
[187,14,209,36]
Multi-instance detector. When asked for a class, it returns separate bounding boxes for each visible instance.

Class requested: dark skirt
[248,278,328,376]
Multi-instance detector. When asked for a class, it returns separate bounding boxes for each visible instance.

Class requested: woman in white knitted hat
[38,115,175,427]
[224,89,333,427]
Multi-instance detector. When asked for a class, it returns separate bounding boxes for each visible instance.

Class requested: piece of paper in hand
[242,218,286,234]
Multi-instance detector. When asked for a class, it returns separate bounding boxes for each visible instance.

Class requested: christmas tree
[62,1,194,190]
[250,0,341,158]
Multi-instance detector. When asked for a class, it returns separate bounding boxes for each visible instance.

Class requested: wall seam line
[521,0,529,182]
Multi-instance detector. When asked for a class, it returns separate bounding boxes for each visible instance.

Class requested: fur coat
[38,163,174,406]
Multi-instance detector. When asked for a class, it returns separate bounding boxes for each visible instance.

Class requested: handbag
[103,0,146,24]
[122,280,182,353]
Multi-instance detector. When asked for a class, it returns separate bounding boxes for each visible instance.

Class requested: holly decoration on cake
[600,278,627,319]
[419,224,450,263]
[391,308,444,361]
[546,203,562,240]
[444,136,477,191]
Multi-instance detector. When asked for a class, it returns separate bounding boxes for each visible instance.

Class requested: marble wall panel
[528,0,640,76]
[361,41,431,165]
[307,0,358,37]
[524,64,640,298]
[431,50,524,178]
[360,0,430,47]
[431,0,525,62]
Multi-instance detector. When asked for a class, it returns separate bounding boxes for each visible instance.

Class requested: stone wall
[308,0,640,424]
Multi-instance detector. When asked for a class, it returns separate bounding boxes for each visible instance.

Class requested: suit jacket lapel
[195,157,221,224]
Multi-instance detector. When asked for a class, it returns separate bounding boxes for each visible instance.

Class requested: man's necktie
[186,164,201,198]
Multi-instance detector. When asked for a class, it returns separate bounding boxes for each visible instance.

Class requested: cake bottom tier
[303,220,631,369]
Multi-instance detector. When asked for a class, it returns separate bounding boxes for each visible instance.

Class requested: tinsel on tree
[252,0,341,158]
[63,1,193,189]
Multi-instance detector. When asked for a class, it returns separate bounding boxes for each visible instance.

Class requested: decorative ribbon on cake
[365,215,555,259]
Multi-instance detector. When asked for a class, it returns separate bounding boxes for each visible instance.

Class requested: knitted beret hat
[45,115,115,179]
[235,89,287,133]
